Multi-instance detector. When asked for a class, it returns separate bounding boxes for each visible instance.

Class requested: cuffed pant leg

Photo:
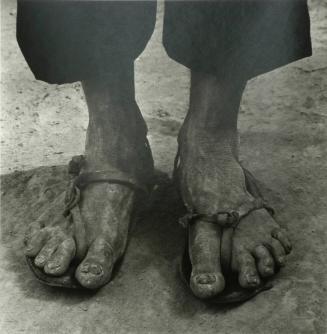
[163,0,311,80]
[17,1,157,84]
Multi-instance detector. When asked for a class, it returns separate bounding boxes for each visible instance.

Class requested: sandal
[174,149,276,304]
[26,155,154,289]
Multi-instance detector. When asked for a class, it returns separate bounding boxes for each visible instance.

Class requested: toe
[271,228,292,254]
[75,237,114,289]
[253,245,274,277]
[267,239,286,267]
[188,221,225,299]
[190,272,225,299]
[236,250,261,288]
[34,238,60,268]
[44,238,76,276]
[24,229,48,257]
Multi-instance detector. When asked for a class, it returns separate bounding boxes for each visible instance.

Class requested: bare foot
[176,70,292,299]
[24,180,136,289]
[177,129,244,298]
[24,75,154,289]
[178,127,292,297]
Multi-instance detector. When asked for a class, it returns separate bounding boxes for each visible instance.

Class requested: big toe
[188,219,226,299]
[75,237,115,289]
[190,271,225,299]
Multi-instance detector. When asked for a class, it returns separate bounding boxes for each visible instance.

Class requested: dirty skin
[179,71,292,298]
[25,69,154,289]
[24,69,292,296]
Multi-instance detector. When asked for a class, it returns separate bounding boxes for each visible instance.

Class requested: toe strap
[63,156,151,261]
[179,197,273,229]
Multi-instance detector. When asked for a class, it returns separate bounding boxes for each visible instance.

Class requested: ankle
[178,122,239,161]
[178,70,246,158]
[82,73,154,179]
[187,71,246,125]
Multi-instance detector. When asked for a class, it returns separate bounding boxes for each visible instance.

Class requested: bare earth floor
[1,1,327,333]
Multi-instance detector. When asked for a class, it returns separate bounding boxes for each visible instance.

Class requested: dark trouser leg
[163,0,311,80]
[17,0,157,84]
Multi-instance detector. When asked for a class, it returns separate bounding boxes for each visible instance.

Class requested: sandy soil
[1,1,327,333]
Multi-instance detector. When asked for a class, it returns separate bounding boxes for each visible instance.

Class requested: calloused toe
[268,239,286,267]
[237,251,261,288]
[75,238,114,289]
[190,272,225,299]
[253,245,274,277]
[34,238,59,268]
[44,238,76,276]
[75,262,106,289]
[271,229,292,254]
[24,230,47,257]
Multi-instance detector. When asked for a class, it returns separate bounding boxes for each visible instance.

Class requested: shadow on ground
[1,157,326,333]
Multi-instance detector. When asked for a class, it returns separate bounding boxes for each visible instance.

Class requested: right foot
[24,179,137,289]
[24,76,154,289]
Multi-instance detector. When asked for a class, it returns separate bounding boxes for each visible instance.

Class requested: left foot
[177,70,292,298]
[178,127,292,296]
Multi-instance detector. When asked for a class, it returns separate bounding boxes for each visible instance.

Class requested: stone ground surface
[1,0,327,333]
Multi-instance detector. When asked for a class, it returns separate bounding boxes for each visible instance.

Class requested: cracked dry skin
[24,182,137,289]
[22,70,292,297]
[1,1,327,331]
[177,71,292,299]
[25,75,155,289]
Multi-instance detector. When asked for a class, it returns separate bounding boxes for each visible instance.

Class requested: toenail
[195,274,216,285]
[80,264,103,276]
[264,268,274,275]
[35,256,45,264]
[89,264,103,275]
[47,262,60,270]
[80,264,90,273]
[247,275,259,284]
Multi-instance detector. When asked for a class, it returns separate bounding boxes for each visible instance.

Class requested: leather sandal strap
[64,170,147,214]
[68,155,150,193]
[175,146,277,294]
[63,156,151,261]
[73,170,148,193]
[221,227,234,273]
[179,197,272,229]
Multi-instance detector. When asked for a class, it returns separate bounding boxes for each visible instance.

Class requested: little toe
[44,238,76,276]
[271,228,292,254]
[267,239,286,267]
[24,229,48,257]
[253,245,274,277]
[34,238,60,268]
[237,251,261,288]
[75,237,114,289]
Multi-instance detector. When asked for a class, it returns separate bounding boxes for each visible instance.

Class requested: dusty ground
[1,0,327,333]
